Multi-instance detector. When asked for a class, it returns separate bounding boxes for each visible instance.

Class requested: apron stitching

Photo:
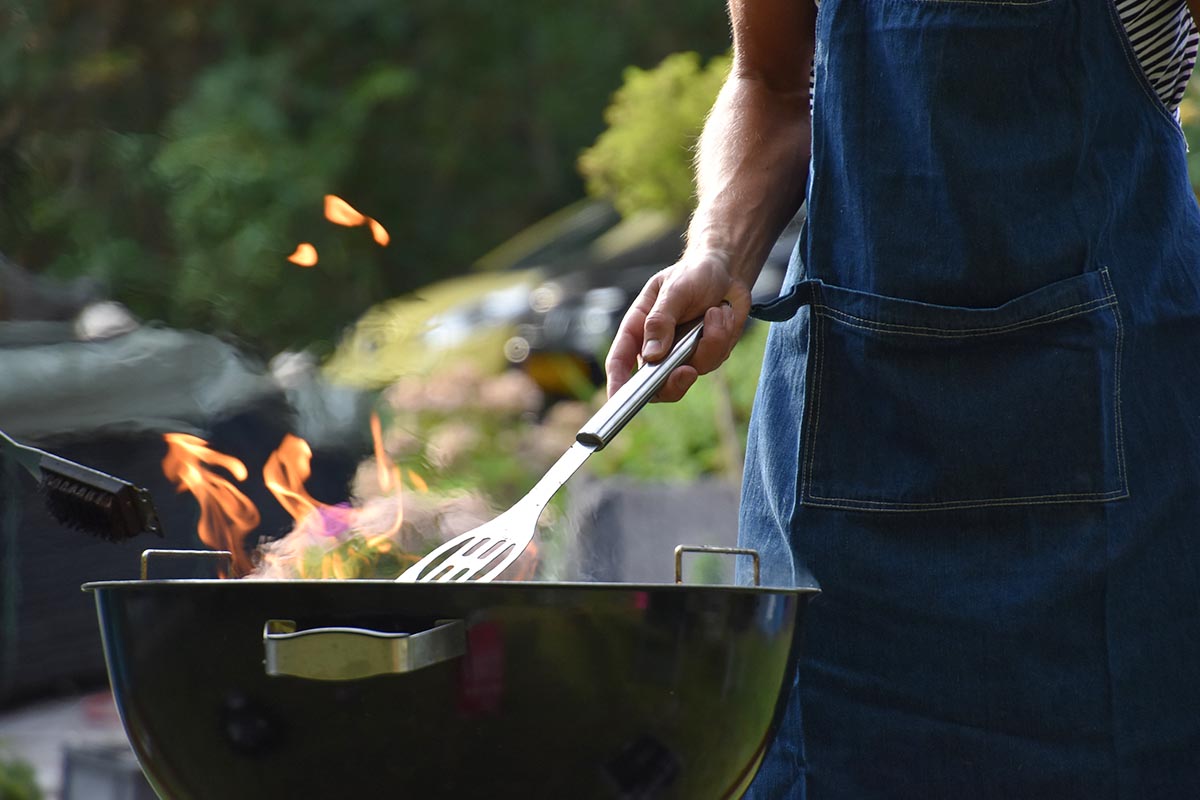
[1099,268,1129,493]
[804,489,1130,510]
[801,268,1126,509]
[802,285,827,505]
[816,297,1115,337]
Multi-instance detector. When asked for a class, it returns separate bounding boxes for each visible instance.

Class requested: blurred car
[323,198,803,396]
[323,199,624,390]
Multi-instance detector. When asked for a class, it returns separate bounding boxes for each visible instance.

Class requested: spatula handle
[576,320,705,449]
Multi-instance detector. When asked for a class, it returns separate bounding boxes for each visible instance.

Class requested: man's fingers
[690,287,751,376]
[605,322,641,397]
[653,365,699,403]
[652,298,744,402]
[605,257,751,402]
[605,275,662,397]
[641,304,680,362]
[689,304,732,376]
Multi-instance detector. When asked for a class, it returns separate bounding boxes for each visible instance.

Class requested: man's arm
[1189,0,1200,30]
[691,0,816,279]
[605,0,817,401]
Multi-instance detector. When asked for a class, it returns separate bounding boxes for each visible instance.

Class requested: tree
[1,0,731,354]
[578,51,730,222]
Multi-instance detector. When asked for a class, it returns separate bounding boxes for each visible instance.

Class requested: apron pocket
[800,268,1126,511]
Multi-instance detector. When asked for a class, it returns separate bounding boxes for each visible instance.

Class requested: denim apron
[738,0,1200,797]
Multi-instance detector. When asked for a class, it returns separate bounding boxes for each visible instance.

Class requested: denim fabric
[739,0,1200,797]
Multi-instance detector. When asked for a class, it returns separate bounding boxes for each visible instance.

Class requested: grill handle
[576,320,704,449]
[141,549,232,580]
[264,619,466,681]
[674,545,760,586]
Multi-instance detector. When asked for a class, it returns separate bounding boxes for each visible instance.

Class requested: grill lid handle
[264,619,466,681]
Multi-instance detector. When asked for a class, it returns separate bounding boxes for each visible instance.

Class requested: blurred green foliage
[0,747,41,800]
[0,1,729,354]
[579,51,730,222]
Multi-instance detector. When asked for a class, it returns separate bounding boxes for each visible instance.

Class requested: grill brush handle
[264,619,466,681]
[576,319,705,449]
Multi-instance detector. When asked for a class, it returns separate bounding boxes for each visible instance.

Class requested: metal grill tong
[397,319,705,582]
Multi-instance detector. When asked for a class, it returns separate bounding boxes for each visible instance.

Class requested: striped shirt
[1116,0,1198,114]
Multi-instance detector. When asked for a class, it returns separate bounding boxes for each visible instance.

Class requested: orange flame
[262,434,333,535]
[324,194,390,247]
[258,417,406,560]
[370,413,395,493]
[324,194,366,227]
[368,217,390,247]
[287,243,318,267]
[161,434,260,576]
[368,411,405,538]
[164,418,533,581]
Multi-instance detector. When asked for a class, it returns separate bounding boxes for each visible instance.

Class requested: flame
[368,217,390,247]
[287,243,318,267]
[253,416,407,576]
[324,194,390,247]
[164,416,538,581]
[290,196,388,270]
[324,194,367,227]
[368,411,405,538]
[370,413,395,493]
[262,434,335,536]
[161,434,260,576]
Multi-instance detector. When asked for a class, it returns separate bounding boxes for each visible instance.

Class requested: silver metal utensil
[397,320,706,582]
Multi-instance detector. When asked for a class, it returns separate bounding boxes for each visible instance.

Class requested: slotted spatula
[397,320,706,582]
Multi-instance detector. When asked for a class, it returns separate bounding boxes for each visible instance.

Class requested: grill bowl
[84,577,814,800]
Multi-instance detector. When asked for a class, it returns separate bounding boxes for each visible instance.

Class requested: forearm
[604,0,816,401]
[687,76,811,287]
[1189,0,1200,30]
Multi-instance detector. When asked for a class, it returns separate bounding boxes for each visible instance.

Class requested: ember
[324,194,390,246]
[287,243,318,267]
[286,194,390,268]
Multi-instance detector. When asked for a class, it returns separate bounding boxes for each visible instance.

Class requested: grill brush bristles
[1,429,162,542]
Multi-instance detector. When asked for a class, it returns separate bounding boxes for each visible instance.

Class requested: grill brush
[0,428,162,542]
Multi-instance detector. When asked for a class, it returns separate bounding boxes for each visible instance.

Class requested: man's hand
[605,249,753,402]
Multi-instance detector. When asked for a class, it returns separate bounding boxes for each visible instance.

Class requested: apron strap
[749,279,821,322]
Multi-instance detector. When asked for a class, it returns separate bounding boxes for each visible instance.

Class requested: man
[606,1,1200,797]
